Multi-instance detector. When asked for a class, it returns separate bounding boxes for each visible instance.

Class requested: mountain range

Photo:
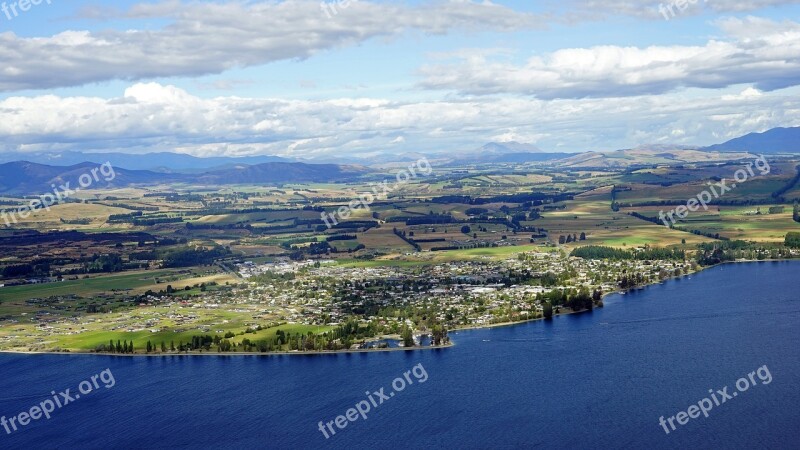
[449,142,572,164]
[0,161,369,194]
[703,127,800,153]
[1,127,799,193]
[0,151,292,173]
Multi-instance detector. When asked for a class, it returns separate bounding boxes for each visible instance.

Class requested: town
[1,248,701,354]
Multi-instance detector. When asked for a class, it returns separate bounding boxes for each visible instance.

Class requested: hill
[0,161,370,194]
[197,162,369,184]
[555,149,752,168]
[450,141,572,164]
[704,127,800,153]
[0,151,291,172]
[0,161,167,194]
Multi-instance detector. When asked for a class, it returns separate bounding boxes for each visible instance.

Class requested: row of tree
[97,340,135,353]
[571,245,686,261]
[786,232,800,249]
[558,233,586,244]
[537,288,602,312]
[772,165,800,201]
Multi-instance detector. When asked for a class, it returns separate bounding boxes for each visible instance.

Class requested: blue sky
[1,0,799,159]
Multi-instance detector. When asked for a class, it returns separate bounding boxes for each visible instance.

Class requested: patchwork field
[3,153,800,354]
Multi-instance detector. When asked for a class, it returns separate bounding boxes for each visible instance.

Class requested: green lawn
[0,269,235,304]
[0,269,179,303]
[53,323,336,351]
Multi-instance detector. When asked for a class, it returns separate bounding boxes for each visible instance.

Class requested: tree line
[571,245,685,261]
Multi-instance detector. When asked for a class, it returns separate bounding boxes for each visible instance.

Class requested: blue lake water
[1,261,799,449]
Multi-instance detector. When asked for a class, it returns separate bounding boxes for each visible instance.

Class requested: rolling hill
[450,141,572,164]
[0,161,370,194]
[704,127,800,153]
[0,151,292,172]
[555,149,753,169]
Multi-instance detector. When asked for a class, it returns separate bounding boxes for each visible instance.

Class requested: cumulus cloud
[0,0,545,92]
[1,82,798,157]
[417,17,800,99]
[567,0,798,20]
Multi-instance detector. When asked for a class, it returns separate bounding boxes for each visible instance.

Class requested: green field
[0,269,236,303]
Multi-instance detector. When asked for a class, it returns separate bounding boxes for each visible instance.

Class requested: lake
[1,261,798,449]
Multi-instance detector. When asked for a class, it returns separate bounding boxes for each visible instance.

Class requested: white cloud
[1,82,799,157]
[567,0,799,20]
[0,0,545,92]
[417,17,800,99]
[722,87,764,101]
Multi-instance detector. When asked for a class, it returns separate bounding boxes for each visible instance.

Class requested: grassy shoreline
[0,342,454,358]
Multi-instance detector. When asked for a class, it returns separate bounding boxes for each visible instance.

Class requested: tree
[401,326,415,347]
[146,341,153,353]
[567,288,592,311]
[543,302,553,320]
[794,201,800,223]
[218,339,233,352]
[161,341,167,352]
[579,232,586,241]
[461,225,471,234]
[432,324,447,346]
[558,235,566,245]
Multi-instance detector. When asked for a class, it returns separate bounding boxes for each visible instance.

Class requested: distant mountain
[310,152,430,166]
[457,152,573,164]
[0,151,292,172]
[196,162,370,185]
[0,161,168,194]
[479,141,544,154]
[0,161,370,194]
[704,127,800,153]
[556,148,752,169]
[450,141,571,164]
[630,144,698,152]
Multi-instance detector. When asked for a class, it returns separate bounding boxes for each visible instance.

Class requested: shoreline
[0,342,454,358]
[451,307,587,332]
[2,259,795,358]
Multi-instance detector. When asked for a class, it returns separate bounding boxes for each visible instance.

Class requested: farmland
[2,151,800,353]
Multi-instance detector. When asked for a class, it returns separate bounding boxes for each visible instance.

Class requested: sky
[0,0,799,160]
